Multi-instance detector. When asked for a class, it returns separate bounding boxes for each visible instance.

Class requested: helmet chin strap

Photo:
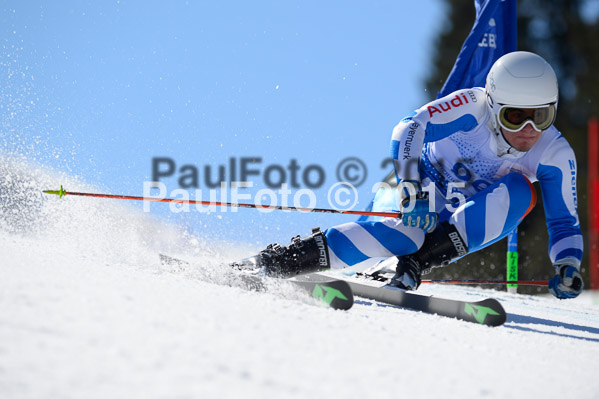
[487,118,525,159]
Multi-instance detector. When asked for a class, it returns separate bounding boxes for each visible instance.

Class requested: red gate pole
[588,117,599,290]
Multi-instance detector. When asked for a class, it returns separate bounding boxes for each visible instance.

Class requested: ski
[159,254,354,310]
[284,276,354,311]
[304,272,506,326]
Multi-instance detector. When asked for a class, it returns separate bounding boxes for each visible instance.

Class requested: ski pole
[422,279,547,286]
[43,185,403,219]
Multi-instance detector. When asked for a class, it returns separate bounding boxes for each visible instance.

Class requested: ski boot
[231,227,331,278]
[390,221,468,290]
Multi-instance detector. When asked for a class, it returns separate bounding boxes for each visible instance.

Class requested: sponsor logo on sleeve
[569,160,578,207]
[402,122,420,160]
[467,90,477,103]
[427,93,470,118]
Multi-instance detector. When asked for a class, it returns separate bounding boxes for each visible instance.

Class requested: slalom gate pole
[506,227,519,293]
[422,279,547,286]
[588,117,599,291]
[43,185,403,219]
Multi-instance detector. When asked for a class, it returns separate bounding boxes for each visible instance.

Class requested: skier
[233,51,584,300]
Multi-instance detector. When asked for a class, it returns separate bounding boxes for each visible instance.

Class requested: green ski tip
[43,185,66,198]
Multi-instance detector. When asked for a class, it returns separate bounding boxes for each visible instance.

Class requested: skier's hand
[399,180,438,233]
[548,263,583,299]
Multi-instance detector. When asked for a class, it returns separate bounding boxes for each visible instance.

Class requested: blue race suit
[324,88,583,271]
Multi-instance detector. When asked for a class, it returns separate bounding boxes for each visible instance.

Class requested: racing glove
[548,261,584,299]
[399,180,438,233]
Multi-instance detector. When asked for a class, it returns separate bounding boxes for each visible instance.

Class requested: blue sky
[2,1,445,246]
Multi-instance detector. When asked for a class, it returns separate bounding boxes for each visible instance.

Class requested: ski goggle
[497,103,556,132]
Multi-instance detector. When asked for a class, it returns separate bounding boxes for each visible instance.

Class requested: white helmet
[486,51,558,132]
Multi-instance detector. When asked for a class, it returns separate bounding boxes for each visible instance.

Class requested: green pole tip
[43,185,66,198]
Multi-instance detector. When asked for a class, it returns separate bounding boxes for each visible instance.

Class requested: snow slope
[2,157,599,399]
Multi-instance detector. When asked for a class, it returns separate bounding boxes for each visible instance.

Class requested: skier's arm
[536,135,583,266]
[536,134,584,298]
[390,88,486,183]
[390,88,486,232]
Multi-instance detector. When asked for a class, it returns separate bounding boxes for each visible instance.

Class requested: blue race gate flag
[358,0,517,222]
[437,0,517,98]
